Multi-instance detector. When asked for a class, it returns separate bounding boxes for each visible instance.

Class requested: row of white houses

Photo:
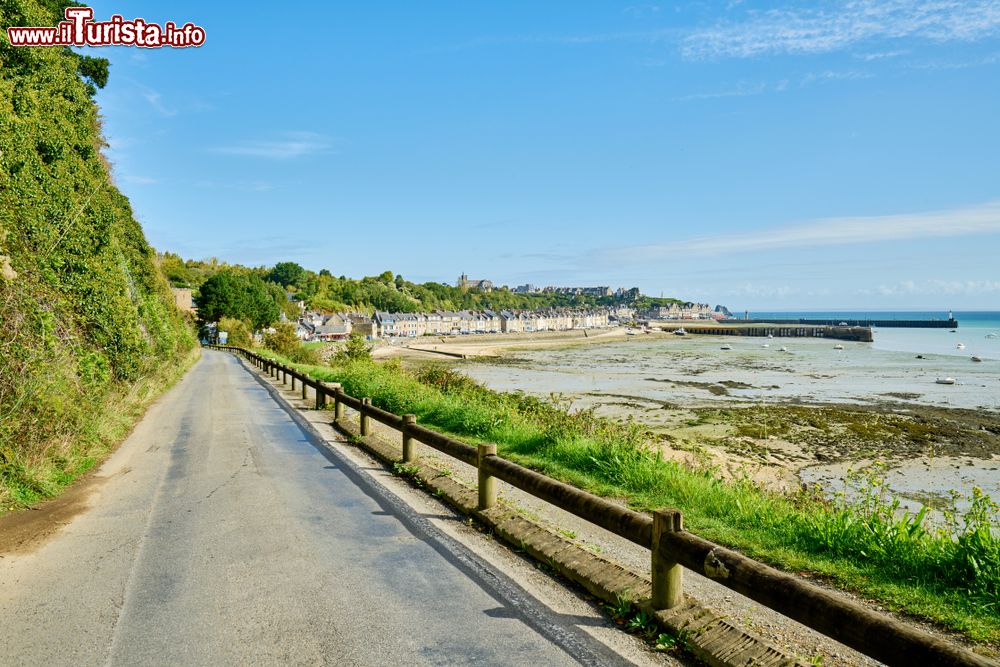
[373,308,614,338]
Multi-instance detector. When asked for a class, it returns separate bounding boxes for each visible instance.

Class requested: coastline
[360,324,1000,512]
[373,328,1000,510]
[372,325,656,361]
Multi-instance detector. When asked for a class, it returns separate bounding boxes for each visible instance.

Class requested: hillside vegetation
[0,0,195,508]
[162,254,685,314]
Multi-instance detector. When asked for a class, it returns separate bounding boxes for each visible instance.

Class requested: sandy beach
[373,326,651,360]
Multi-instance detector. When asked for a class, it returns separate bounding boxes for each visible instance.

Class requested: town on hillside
[289,301,729,342]
[167,264,731,342]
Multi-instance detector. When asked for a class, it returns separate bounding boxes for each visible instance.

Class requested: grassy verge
[257,349,999,645]
[0,347,200,512]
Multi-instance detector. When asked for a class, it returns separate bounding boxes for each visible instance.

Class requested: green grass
[255,350,1000,645]
[0,348,200,511]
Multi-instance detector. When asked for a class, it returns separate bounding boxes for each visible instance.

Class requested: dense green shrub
[0,0,195,506]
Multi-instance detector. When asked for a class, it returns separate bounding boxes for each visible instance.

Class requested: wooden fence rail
[207,345,994,667]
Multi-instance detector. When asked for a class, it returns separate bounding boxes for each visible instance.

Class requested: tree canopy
[162,254,680,315]
[195,271,280,329]
[267,261,306,289]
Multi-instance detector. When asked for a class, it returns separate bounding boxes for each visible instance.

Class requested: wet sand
[442,333,1000,505]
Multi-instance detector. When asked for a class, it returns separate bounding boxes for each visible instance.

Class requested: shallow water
[462,331,1000,412]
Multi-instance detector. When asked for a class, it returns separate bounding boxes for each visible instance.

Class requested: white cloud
[854,49,910,60]
[599,200,1000,262]
[676,80,768,101]
[211,132,332,160]
[799,69,873,84]
[682,1,1000,60]
[678,69,870,101]
[142,89,176,117]
[868,279,1000,296]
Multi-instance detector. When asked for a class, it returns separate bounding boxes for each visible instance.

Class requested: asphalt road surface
[0,351,639,666]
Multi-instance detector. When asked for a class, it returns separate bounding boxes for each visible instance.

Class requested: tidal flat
[459,334,1000,511]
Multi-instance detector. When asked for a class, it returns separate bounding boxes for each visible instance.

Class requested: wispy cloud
[142,88,177,117]
[624,4,661,19]
[799,69,873,84]
[682,1,1000,60]
[854,49,910,60]
[677,80,770,101]
[906,50,1000,70]
[210,132,332,160]
[866,279,1000,296]
[599,200,1000,262]
[677,69,868,101]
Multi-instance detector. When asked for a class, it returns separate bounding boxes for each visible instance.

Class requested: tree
[334,333,372,363]
[75,54,109,96]
[263,321,300,357]
[195,271,280,329]
[267,261,306,288]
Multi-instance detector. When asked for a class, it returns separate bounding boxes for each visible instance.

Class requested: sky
[78,1,1000,310]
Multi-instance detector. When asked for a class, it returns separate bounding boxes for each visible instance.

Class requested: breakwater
[655,322,874,342]
[734,318,958,329]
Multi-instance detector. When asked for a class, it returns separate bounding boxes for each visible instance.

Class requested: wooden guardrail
[207,345,994,667]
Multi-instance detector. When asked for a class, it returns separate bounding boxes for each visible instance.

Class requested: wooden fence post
[334,388,344,421]
[360,398,371,435]
[402,414,417,462]
[477,444,497,510]
[651,509,684,610]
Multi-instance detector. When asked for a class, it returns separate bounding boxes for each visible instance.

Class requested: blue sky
[82,1,1000,310]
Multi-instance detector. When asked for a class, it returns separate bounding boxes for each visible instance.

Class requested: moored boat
[936,377,956,385]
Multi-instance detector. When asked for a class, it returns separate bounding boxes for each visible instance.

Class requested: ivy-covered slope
[0,0,196,506]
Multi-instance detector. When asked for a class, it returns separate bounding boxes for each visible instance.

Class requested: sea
[747,311,1000,360]
[462,311,1000,412]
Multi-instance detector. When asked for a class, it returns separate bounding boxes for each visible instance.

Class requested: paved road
[0,351,634,666]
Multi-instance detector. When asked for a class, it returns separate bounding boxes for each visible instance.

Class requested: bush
[263,322,320,364]
[333,333,372,363]
[218,317,252,348]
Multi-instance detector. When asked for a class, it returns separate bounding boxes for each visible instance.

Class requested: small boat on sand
[761,343,770,348]
[972,356,983,362]
[674,328,687,336]
[936,377,956,385]
[956,343,966,350]
[720,344,733,350]
[834,344,844,350]
[779,346,789,352]
[987,333,998,339]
